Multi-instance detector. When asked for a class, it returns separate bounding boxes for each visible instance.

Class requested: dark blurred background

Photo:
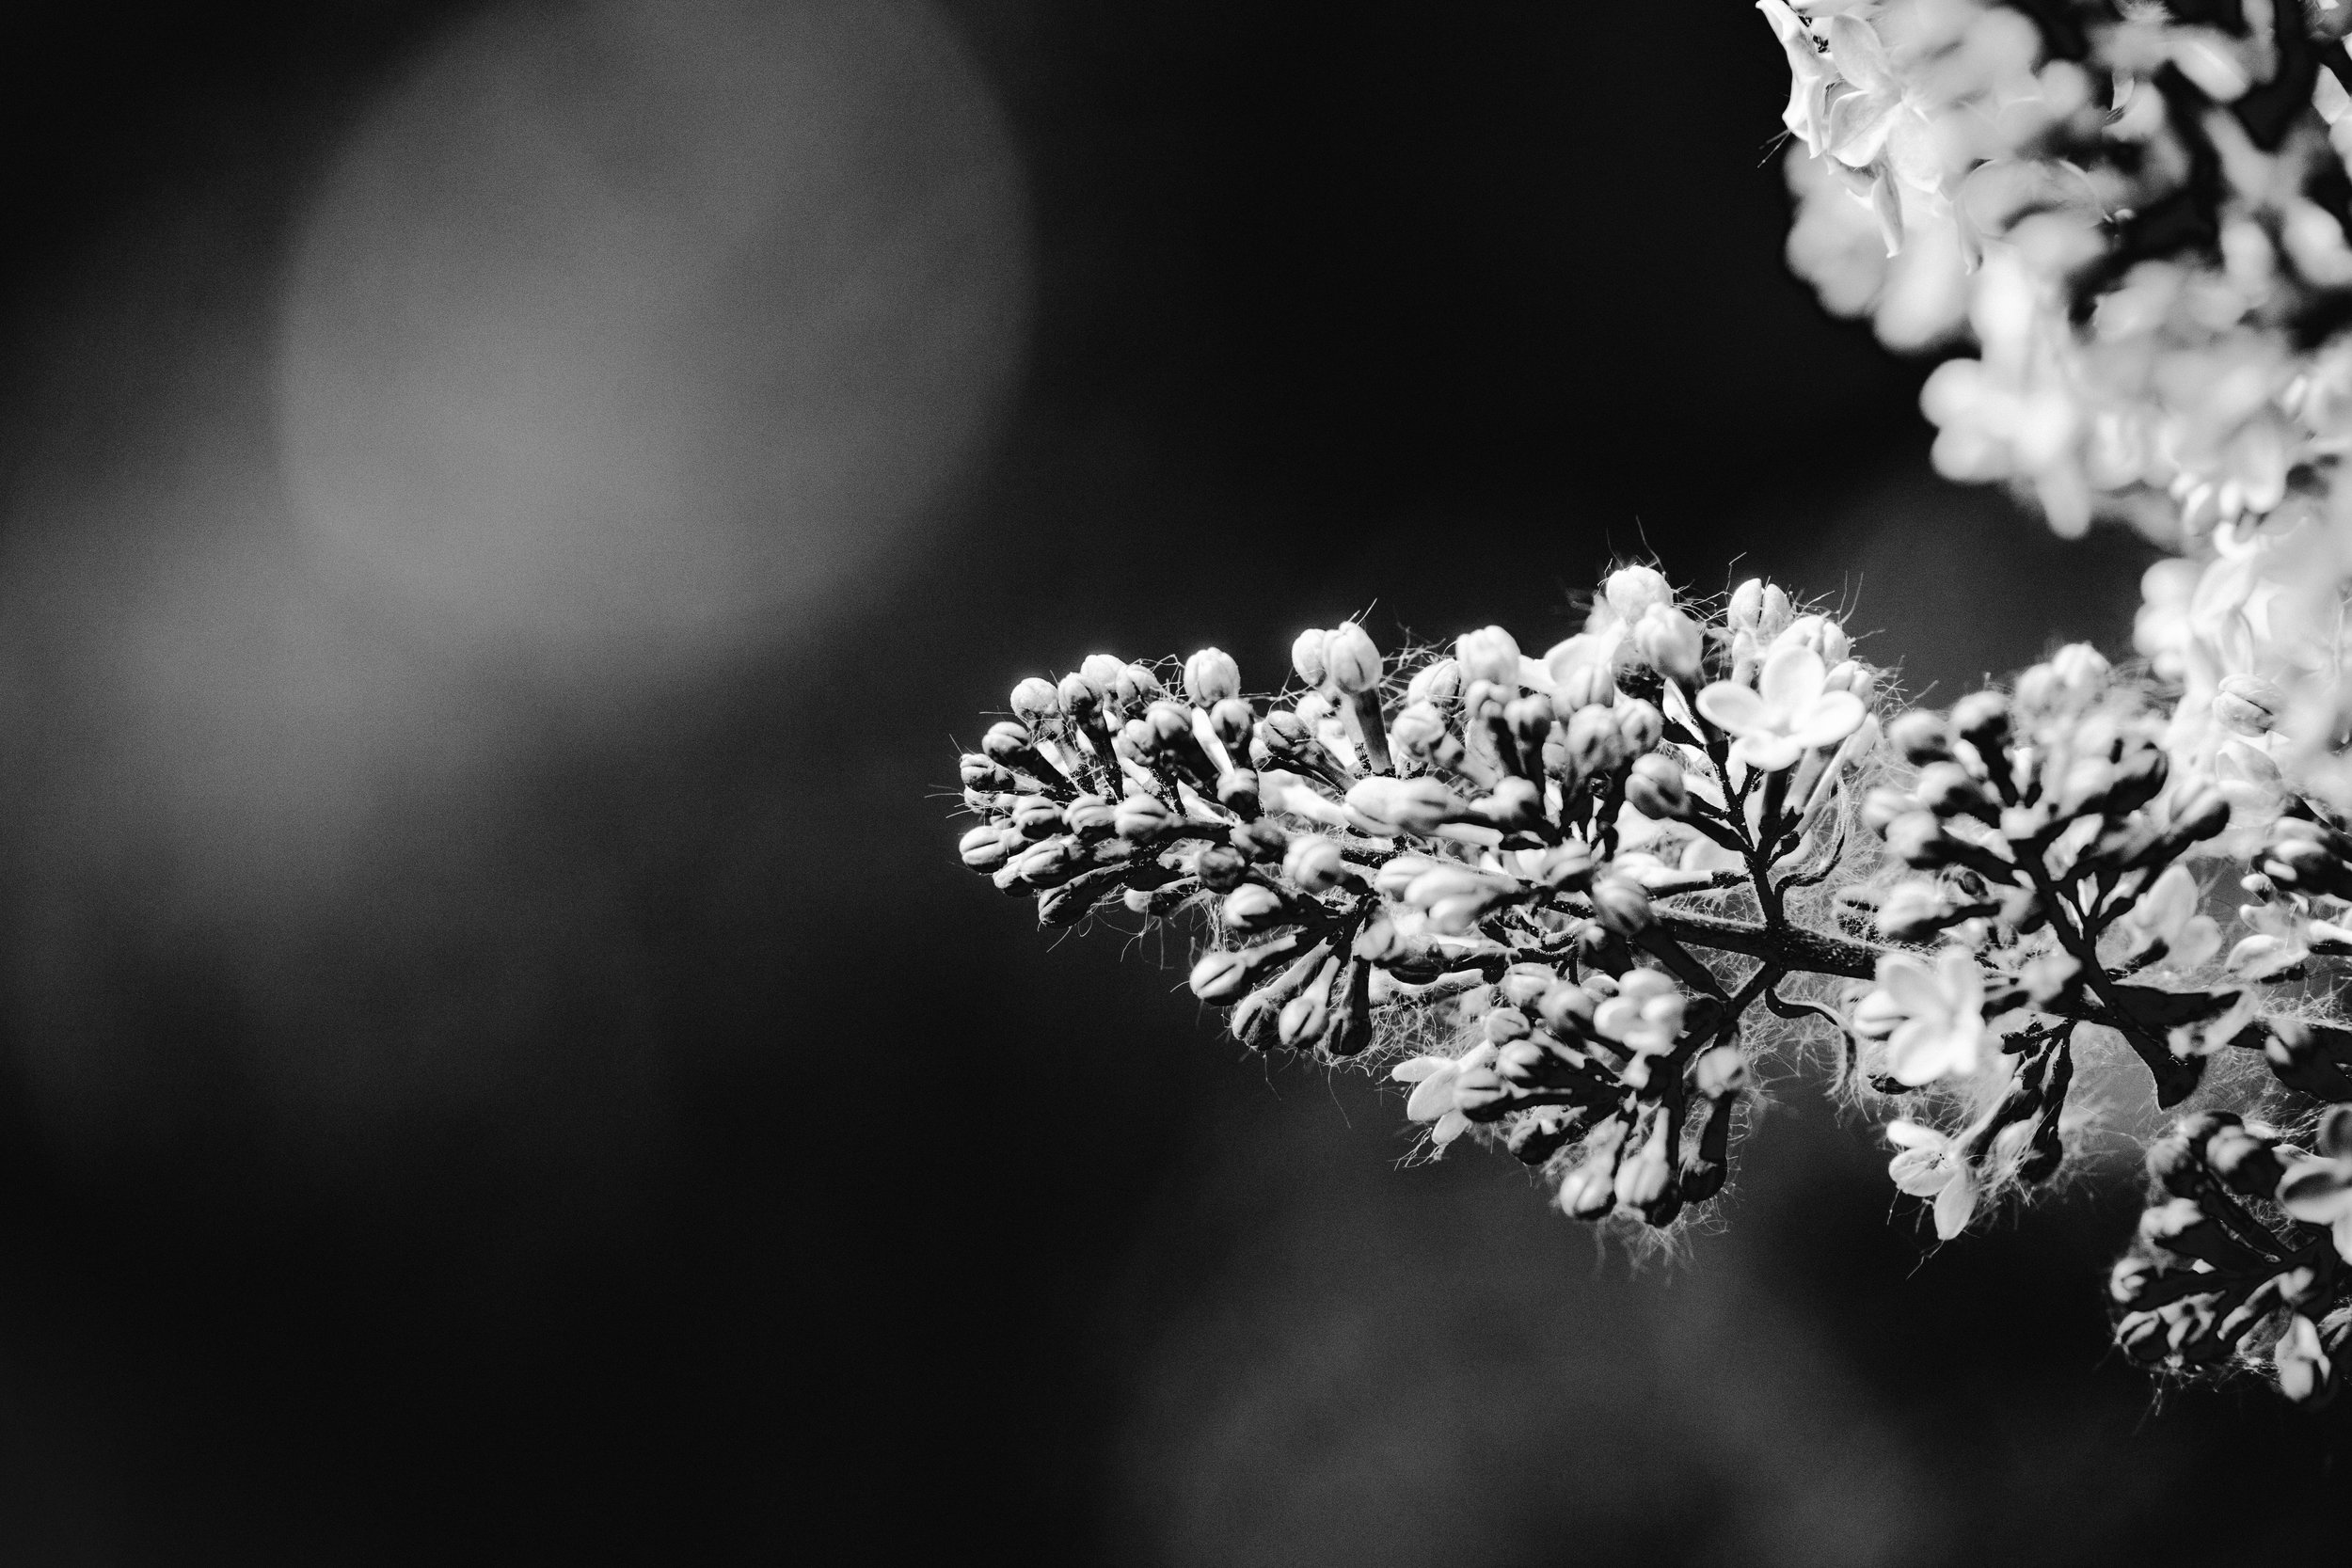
[0,3,2322,1563]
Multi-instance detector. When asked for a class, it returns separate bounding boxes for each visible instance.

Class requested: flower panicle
[954,575,2352,1404]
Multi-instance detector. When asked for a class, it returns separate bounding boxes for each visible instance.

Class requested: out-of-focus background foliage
[0,3,2329,1561]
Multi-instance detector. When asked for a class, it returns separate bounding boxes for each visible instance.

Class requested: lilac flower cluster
[952,567,2352,1403]
[1759,0,2352,826]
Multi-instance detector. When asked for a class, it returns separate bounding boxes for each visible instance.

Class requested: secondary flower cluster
[952,567,2352,1404]
[1759,0,2352,820]
[2111,1108,2352,1404]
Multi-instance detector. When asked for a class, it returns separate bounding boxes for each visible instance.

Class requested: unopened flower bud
[1728,578,1764,634]
[1291,629,1328,689]
[1195,843,1248,892]
[1875,880,1949,942]
[1498,964,1556,1010]
[2166,789,2231,848]
[1323,623,1382,695]
[1537,981,1596,1035]
[1915,761,1991,819]
[1950,691,2010,758]
[1464,777,1534,832]
[1604,564,1672,625]
[1562,705,1623,778]
[960,753,1010,789]
[1694,1044,1749,1098]
[1208,696,1256,751]
[1105,789,1171,841]
[1455,626,1522,688]
[2321,1104,2352,1160]
[1557,1158,1618,1219]
[981,721,1035,765]
[1112,662,1163,711]
[1216,769,1262,815]
[1189,949,1256,1003]
[1080,654,1125,691]
[1555,657,1615,711]
[1348,776,1463,834]
[1389,702,1451,763]
[1614,1115,1674,1209]
[1279,984,1331,1048]
[1231,817,1288,862]
[1009,797,1066,835]
[2048,641,2111,703]
[2214,673,2284,736]
[1883,811,1954,867]
[1406,657,1463,707]
[1616,698,1663,754]
[1284,836,1347,892]
[1009,678,1059,723]
[1886,709,1950,765]
[959,823,1014,869]
[1504,693,1556,748]
[1222,883,1288,934]
[1625,752,1690,818]
[1483,1006,1533,1044]
[1064,795,1117,834]
[1058,672,1105,719]
[1633,605,1703,681]
[1184,647,1242,706]
[1858,785,1916,833]
[1589,877,1653,935]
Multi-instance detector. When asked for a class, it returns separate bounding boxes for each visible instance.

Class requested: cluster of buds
[954,563,2352,1402]
[1392,964,1751,1229]
[2113,1110,2352,1405]
[1853,642,2236,1113]
[955,569,1895,1233]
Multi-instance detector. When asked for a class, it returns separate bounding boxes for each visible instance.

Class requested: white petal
[1758,642,1826,712]
[1932,1166,1979,1239]
[1695,681,1768,735]
[1879,953,1944,1016]
[1933,945,1986,1012]
[1825,12,1899,97]
[1405,1070,1458,1121]
[1884,1118,1940,1150]
[1784,691,1866,752]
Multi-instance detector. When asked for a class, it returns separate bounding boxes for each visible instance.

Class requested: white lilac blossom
[946,0,2352,1418]
[1695,639,1868,772]
[1851,947,1987,1085]
[1885,1118,1979,1240]
[954,569,2352,1407]
[1757,0,2352,825]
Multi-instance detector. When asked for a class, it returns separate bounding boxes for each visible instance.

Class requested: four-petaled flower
[1696,640,1867,772]
[1391,1042,1499,1153]
[1885,1119,1979,1240]
[1851,948,1987,1085]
